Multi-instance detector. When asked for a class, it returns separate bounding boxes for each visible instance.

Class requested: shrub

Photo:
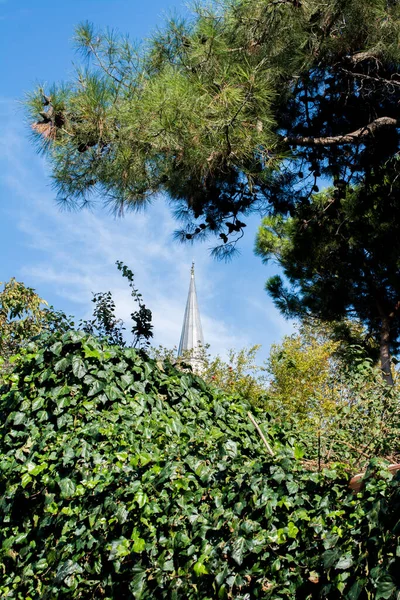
[0,332,399,598]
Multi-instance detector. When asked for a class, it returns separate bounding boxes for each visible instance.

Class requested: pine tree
[26,1,400,255]
[256,170,400,385]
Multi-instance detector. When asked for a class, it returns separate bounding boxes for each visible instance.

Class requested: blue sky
[0,0,294,359]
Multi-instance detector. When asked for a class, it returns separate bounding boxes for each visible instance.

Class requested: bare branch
[247,412,275,456]
[340,68,400,89]
[284,117,398,147]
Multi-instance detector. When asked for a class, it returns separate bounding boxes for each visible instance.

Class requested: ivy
[0,331,399,598]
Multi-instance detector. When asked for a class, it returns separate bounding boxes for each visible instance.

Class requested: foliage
[151,343,268,407]
[285,357,400,471]
[151,327,400,471]
[255,180,400,384]
[26,1,400,254]
[203,346,267,407]
[0,278,73,363]
[79,261,152,349]
[1,331,399,599]
[116,261,153,349]
[0,261,152,364]
[265,324,400,469]
[80,291,126,346]
[266,325,342,420]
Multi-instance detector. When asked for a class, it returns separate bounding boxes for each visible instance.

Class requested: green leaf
[55,560,83,582]
[35,558,48,571]
[21,473,32,488]
[287,521,299,539]
[323,549,339,569]
[134,490,148,508]
[87,380,106,397]
[335,555,353,570]
[31,462,48,476]
[105,384,122,401]
[286,480,299,495]
[50,341,63,356]
[120,373,134,389]
[271,558,281,572]
[68,330,86,343]
[72,356,87,379]
[231,537,247,566]
[375,580,397,600]
[83,345,102,359]
[270,466,285,484]
[294,445,304,459]
[13,412,26,425]
[225,439,238,457]
[347,581,363,600]
[32,397,44,411]
[193,560,208,576]
[59,478,76,498]
[108,537,131,560]
[54,357,70,372]
[131,528,146,553]
[129,569,147,595]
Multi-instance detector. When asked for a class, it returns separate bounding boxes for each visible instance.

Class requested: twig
[317,426,321,473]
[247,412,275,456]
[340,440,371,459]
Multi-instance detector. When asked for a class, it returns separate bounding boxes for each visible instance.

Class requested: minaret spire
[178,263,204,369]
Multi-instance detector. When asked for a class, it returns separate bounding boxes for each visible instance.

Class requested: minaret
[178,262,205,370]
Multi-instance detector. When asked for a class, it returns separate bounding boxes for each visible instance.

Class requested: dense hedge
[0,331,399,599]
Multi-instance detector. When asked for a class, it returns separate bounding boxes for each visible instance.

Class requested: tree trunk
[379,314,394,386]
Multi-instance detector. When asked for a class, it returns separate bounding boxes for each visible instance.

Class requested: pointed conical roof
[178,263,204,358]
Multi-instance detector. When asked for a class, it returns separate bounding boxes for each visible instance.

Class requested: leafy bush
[0,331,399,599]
[0,278,72,364]
[151,344,267,407]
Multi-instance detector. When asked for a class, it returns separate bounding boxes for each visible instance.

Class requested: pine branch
[284,117,398,147]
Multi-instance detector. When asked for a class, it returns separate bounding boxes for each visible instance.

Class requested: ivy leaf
[105,384,122,401]
[129,569,147,595]
[193,560,208,576]
[55,560,83,582]
[323,549,339,569]
[335,555,353,570]
[286,480,299,495]
[32,397,44,411]
[83,344,102,359]
[231,537,248,565]
[50,341,63,356]
[21,473,32,488]
[68,330,86,343]
[225,439,238,457]
[271,558,281,572]
[375,580,397,600]
[287,521,299,539]
[294,445,304,459]
[87,380,106,397]
[134,490,148,508]
[347,581,363,600]
[59,478,76,498]
[108,537,131,560]
[72,356,87,379]
[120,373,134,389]
[54,357,70,372]
[13,412,26,425]
[131,528,146,553]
